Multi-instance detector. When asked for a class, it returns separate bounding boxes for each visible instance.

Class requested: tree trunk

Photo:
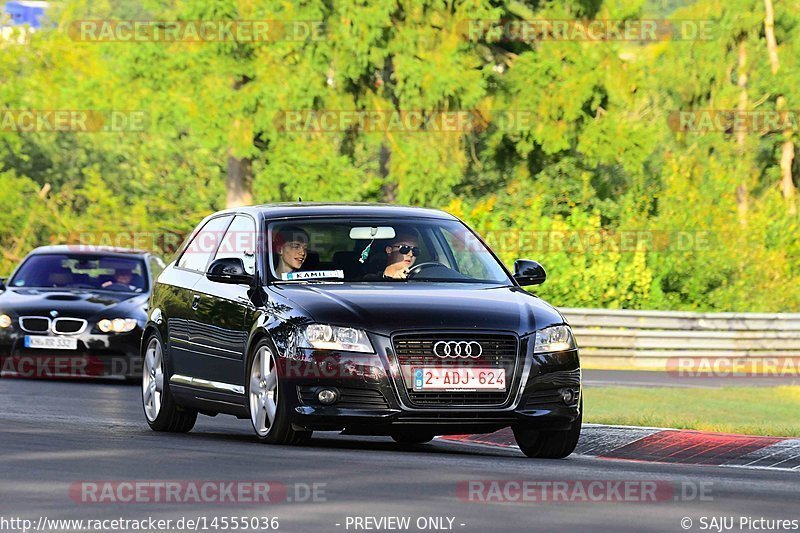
[379,142,396,203]
[225,76,253,209]
[778,98,796,214]
[226,149,252,208]
[764,1,796,213]
[780,139,796,214]
[736,41,748,225]
[764,0,780,74]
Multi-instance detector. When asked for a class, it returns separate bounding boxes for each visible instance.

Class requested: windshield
[9,254,148,293]
[268,218,512,285]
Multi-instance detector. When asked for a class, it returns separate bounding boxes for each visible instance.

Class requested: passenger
[381,229,420,279]
[273,226,309,275]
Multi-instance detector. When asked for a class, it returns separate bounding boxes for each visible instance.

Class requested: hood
[270,283,564,337]
[0,288,148,321]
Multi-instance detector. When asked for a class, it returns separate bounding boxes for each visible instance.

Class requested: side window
[177,216,232,272]
[214,215,257,275]
[441,227,490,280]
[428,231,454,269]
[148,256,166,282]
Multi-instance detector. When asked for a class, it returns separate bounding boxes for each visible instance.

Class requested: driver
[382,229,419,279]
[273,226,309,275]
[101,268,138,291]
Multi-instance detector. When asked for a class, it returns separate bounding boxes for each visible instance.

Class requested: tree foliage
[0,0,798,311]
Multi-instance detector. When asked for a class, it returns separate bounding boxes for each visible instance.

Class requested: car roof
[27,245,151,257]
[214,202,458,221]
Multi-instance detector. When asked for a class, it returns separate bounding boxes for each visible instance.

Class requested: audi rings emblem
[433,341,482,358]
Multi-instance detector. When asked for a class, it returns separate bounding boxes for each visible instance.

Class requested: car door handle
[191,295,201,310]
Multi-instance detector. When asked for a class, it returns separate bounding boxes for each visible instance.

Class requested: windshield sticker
[281,270,344,281]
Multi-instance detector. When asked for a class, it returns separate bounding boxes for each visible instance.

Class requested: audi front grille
[391,333,520,407]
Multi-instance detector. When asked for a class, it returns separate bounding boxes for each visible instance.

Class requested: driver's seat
[363,240,391,276]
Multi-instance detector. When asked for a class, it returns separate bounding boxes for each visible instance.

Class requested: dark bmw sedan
[0,246,165,380]
[143,204,581,458]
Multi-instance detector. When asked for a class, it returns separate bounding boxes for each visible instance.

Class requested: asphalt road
[1,379,798,533]
[583,369,800,388]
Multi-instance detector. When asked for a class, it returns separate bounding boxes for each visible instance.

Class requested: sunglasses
[391,244,420,257]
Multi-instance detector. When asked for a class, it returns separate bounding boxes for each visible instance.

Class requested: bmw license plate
[24,336,78,350]
[412,368,506,391]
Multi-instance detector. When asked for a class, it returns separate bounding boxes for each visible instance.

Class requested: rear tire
[142,331,197,433]
[247,338,311,445]
[513,400,582,459]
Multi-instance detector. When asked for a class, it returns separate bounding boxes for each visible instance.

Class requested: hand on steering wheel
[405,261,447,279]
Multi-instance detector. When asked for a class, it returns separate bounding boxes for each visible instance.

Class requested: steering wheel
[406,261,448,279]
[103,282,133,291]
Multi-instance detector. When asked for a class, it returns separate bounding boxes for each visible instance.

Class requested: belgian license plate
[412,367,506,391]
[24,336,78,350]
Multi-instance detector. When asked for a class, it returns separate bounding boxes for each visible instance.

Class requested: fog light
[317,388,339,405]
[560,388,576,404]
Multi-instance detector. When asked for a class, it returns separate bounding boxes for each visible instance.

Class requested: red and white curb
[439,424,800,472]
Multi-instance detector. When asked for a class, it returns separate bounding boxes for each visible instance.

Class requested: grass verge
[583,385,800,437]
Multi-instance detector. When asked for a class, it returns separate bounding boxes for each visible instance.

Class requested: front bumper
[0,326,143,379]
[278,333,580,435]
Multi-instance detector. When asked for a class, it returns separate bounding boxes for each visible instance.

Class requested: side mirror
[0,277,6,291]
[513,260,546,286]
[206,258,254,285]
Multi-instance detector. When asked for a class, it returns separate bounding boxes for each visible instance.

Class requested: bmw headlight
[534,325,576,353]
[97,318,138,333]
[0,314,11,328]
[299,324,374,353]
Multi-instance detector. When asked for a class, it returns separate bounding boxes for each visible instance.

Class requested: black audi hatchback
[0,245,165,380]
[142,204,581,458]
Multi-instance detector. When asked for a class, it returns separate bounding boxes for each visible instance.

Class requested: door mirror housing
[0,277,5,291]
[513,260,546,286]
[206,258,254,285]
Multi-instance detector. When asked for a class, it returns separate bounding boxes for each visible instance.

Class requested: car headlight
[97,318,138,333]
[0,314,11,328]
[298,324,374,353]
[534,325,576,353]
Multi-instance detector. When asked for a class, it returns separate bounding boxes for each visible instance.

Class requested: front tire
[247,339,311,445]
[142,332,197,433]
[513,401,582,459]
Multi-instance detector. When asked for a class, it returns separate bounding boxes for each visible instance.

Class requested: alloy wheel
[249,345,278,437]
[142,337,164,422]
